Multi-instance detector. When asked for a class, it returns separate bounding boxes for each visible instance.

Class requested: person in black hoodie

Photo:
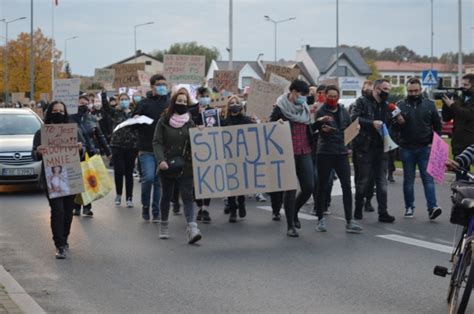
[314,85,362,233]
[33,101,84,259]
[134,74,170,222]
[221,95,253,223]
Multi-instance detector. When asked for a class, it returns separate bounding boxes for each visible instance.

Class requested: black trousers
[112,147,138,199]
[353,148,374,201]
[48,195,75,248]
[228,195,245,214]
[316,154,353,222]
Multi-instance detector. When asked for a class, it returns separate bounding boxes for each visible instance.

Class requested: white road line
[376,234,453,254]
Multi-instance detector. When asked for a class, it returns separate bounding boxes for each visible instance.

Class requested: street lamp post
[134,22,154,60]
[1,17,27,104]
[64,36,79,68]
[264,15,296,65]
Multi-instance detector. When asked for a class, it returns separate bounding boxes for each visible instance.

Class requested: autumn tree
[0,28,63,101]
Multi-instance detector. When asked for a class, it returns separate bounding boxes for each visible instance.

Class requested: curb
[0,266,45,314]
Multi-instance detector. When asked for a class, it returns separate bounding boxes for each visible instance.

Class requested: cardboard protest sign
[94,68,115,89]
[111,63,145,88]
[246,79,285,120]
[163,54,205,84]
[213,70,239,94]
[264,64,300,82]
[201,109,221,127]
[137,70,152,87]
[427,132,449,184]
[41,123,78,148]
[40,93,50,102]
[12,92,27,105]
[53,78,81,114]
[344,118,360,145]
[190,122,298,198]
[269,73,291,91]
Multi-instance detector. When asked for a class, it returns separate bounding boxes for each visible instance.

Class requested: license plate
[2,168,35,176]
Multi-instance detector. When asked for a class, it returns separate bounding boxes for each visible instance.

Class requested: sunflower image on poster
[77,154,113,205]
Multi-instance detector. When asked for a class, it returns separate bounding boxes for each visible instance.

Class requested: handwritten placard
[53,78,81,114]
[246,79,285,120]
[269,73,291,91]
[112,63,145,88]
[190,122,297,198]
[427,132,449,184]
[213,70,239,94]
[163,54,205,84]
[94,68,115,89]
[264,64,300,82]
[137,70,152,87]
[41,124,78,147]
[344,118,360,145]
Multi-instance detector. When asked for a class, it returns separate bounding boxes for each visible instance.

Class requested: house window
[399,76,405,85]
[384,75,390,80]
[145,61,152,65]
[330,66,354,77]
[391,76,398,85]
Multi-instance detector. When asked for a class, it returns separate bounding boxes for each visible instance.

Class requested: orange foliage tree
[0,28,63,101]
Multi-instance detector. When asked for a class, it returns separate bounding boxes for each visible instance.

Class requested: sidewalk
[0,266,45,314]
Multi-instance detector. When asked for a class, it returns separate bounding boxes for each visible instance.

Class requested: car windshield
[0,114,41,135]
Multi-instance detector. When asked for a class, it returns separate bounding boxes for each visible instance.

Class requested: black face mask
[362,90,372,97]
[407,95,422,103]
[78,106,88,115]
[379,90,389,101]
[229,106,242,115]
[462,88,472,98]
[306,95,315,105]
[50,112,65,124]
[174,104,188,115]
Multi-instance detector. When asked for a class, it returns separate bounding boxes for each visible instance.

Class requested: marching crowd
[27,72,474,259]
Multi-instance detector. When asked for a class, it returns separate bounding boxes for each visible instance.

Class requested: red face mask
[317,94,326,103]
[326,98,339,108]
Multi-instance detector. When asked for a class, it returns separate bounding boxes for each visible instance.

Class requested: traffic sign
[422,70,438,86]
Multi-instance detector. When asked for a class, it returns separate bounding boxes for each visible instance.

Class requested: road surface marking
[376,234,453,254]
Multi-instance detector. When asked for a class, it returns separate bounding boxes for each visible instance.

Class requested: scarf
[275,93,311,124]
[169,113,190,128]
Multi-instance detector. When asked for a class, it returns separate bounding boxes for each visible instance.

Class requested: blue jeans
[400,146,437,211]
[139,152,160,217]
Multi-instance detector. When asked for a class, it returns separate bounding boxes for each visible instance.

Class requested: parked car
[0,108,43,188]
[438,109,453,138]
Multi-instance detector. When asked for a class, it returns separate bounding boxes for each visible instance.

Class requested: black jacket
[442,96,474,156]
[269,106,315,146]
[134,94,170,152]
[70,112,111,156]
[392,97,441,149]
[221,113,253,126]
[350,95,389,152]
[315,104,351,155]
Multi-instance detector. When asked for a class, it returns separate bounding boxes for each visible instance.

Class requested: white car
[0,108,43,188]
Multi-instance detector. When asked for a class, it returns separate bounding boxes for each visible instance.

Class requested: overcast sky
[1,0,473,76]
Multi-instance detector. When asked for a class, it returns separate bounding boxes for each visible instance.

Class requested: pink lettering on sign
[427,133,449,184]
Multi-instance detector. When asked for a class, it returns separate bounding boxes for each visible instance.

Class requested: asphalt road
[0,174,472,314]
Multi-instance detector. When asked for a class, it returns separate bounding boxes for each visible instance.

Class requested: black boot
[364,199,375,212]
[229,207,237,223]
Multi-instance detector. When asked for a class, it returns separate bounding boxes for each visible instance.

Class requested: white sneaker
[256,193,267,202]
[185,222,202,244]
[159,221,169,239]
[114,195,121,206]
[126,198,133,208]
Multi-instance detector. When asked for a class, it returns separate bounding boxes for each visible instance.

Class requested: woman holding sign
[152,88,202,244]
[33,101,84,259]
[314,86,362,233]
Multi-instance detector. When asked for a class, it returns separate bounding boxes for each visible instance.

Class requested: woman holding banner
[153,88,202,244]
[109,93,139,208]
[33,101,84,259]
[269,80,314,238]
[221,95,254,223]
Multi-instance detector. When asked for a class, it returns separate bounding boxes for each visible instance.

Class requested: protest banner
[41,123,78,148]
[163,54,205,84]
[427,132,449,184]
[94,68,115,89]
[246,79,285,120]
[11,92,29,105]
[190,122,298,199]
[264,64,300,82]
[213,70,239,94]
[53,78,81,114]
[201,109,221,127]
[40,93,50,102]
[111,63,145,88]
[344,118,360,145]
[137,70,152,87]
[269,73,291,91]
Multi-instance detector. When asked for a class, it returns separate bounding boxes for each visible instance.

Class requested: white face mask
[87,103,93,110]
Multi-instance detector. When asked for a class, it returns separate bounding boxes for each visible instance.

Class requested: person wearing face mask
[442,74,474,180]
[109,93,139,208]
[131,92,142,111]
[391,78,442,220]
[70,95,112,216]
[269,80,314,237]
[313,86,362,233]
[134,74,170,222]
[153,88,202,244]
[33,101,85,259]
[351,78,396,223]
[221,95,254,223]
